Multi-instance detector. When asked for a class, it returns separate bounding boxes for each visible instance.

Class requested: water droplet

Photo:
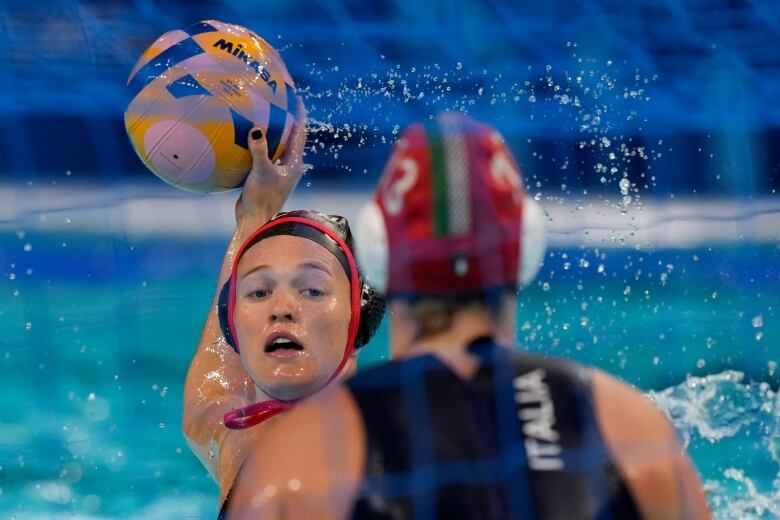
[23,243,32,252]
[619,178,631,194]
[24,322,32,331]
[83,394,110,422]
[751,315,763,328]
[542,282,550,291]
[696,359,706,368]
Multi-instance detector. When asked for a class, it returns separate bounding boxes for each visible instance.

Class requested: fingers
[236,97,306,224]
[240,122,297,222]
[247,127,273,170]
[293,95,307,124]
[279,96,308,168]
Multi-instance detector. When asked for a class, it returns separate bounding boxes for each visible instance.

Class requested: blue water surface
[1,233,778,518]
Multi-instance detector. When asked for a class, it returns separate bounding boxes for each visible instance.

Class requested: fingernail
[251,129,264,140]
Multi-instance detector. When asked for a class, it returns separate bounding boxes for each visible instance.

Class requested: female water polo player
[181,98,384,507]
[224,114,710,519]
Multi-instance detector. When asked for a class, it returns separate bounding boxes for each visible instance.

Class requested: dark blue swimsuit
[344,338,642,519]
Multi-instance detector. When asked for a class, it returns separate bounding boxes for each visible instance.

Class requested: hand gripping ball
[125,20,297,192]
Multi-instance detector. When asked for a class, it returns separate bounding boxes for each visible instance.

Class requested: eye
[249,288,271,299]
[301,288,324,298]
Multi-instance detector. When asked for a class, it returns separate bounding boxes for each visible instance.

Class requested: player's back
[345,337,642,520]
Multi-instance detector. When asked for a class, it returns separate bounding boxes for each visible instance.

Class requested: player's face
[234,235,353,401]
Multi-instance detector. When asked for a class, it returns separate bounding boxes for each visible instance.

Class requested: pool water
[1,232,778,518]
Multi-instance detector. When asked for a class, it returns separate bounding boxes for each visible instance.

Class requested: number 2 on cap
[382,157,418,215]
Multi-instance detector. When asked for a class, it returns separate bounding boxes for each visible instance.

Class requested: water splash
[294,43,657,223]
[649,371,780,519]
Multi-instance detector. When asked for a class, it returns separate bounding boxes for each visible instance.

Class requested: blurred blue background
[1,0,779,194]
[1,1,779,519]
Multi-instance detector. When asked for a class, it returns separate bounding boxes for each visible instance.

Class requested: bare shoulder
[591,369,675,441]
[591,369,711,520]
[226,386,366,520]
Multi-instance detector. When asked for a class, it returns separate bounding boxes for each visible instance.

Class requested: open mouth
[264,334,304,354]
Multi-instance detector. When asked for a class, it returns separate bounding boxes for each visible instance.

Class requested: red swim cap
[354,113,545,297]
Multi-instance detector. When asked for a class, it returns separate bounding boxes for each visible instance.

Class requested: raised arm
[592,369,711,520]
[182,98,308,492]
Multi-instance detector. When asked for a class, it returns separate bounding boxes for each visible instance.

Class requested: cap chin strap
[223,217,362,430]
[223,399,295,430]
[353,195,547,294]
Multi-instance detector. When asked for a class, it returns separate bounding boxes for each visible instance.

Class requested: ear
[353,200,389,294]
[518,195,546,288]
[356,283,386,348]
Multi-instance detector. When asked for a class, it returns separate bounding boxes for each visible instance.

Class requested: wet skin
[233,235,353,402]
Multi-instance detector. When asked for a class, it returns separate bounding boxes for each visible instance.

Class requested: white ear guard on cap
[354,195,547,294]
[518,195,546,288]
[354,200,389,294]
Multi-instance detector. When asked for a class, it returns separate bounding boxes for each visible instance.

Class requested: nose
[270,309,294,322]
[269,289,297,323]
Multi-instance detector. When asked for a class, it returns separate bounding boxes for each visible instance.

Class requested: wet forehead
[236,234,342,279]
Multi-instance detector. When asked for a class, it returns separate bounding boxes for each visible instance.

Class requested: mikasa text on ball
[125,20,296,192]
